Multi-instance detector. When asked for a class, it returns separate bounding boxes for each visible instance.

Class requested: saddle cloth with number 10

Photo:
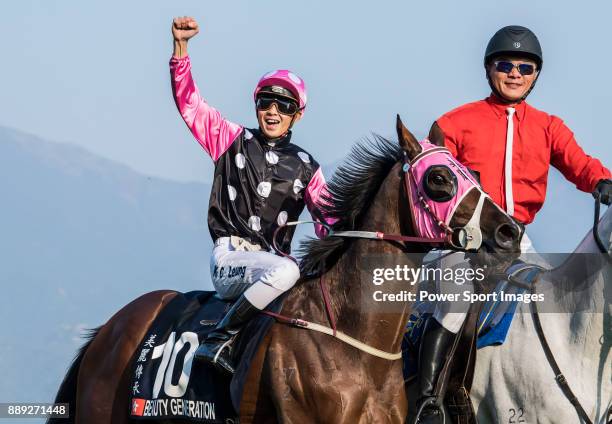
[128,290,281,422]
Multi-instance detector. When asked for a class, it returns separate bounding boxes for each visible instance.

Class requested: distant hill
[0,127,213,405]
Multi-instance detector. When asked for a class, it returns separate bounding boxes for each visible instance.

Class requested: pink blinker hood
[406,140,485,244]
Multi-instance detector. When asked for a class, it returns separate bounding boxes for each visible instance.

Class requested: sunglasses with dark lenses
[256,95,300,116]
[494,61,536,76]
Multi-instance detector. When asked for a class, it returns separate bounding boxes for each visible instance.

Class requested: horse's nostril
[495,223,519,248]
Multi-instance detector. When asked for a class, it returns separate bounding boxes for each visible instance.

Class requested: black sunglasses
[256,95,300,116]
[494,61,536,76]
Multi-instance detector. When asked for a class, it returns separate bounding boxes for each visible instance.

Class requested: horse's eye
[423,165,458,203]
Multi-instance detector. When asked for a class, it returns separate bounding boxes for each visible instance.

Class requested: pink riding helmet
[254,70,308,113]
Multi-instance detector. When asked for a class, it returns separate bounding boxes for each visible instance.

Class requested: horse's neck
[533,225,610,345]
[323,163,419,353]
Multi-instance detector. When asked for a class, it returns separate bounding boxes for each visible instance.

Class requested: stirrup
[211,338,234,365]
[194,337,237,375]
[414,396,447,424]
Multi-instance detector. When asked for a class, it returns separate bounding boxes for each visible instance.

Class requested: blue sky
[2,0,610,180]
[0,0,610,250]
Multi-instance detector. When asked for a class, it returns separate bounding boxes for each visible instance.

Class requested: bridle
[319,142,493,251]
[264,141,501,360]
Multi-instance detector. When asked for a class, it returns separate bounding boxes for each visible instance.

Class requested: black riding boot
[412,318,456,424]
[194,295,260,375]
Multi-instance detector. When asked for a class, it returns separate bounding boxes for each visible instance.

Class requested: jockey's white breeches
[433,233,537,333]
[210,237,300,309]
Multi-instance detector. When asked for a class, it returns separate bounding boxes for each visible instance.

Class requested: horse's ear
[396,114,422,160]
[428,122,446,147]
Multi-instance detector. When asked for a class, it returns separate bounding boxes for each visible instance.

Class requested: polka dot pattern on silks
[248,216,261,232]
[235,153,246,169]
[257,182,272,198]
[207,127,320,254]
[297,152,310,163]
[266,151,279,165]
[293,179,304,194]
[277,211,288,226]
[227,185,237,201]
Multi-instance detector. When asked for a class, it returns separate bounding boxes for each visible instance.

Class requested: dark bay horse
[49,117,521,423]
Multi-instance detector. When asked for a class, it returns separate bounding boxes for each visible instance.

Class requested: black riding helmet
[484,25,543,103]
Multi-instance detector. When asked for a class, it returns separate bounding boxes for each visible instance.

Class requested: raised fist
[172,16,199,42]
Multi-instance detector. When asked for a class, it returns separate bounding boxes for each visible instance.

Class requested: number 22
[508,407,526,423]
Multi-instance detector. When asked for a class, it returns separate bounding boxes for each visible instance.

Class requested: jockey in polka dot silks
[170,17,332,374]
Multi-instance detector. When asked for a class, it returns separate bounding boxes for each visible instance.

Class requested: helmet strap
[287,112,299,130]
[275,108,302,135]
[520,71,540,101]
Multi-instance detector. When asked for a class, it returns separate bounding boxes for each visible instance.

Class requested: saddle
[127,290,283,422]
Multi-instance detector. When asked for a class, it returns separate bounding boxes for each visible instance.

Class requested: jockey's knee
[432,312,467,334]
[244,259,300,309]
[269,258,300,292]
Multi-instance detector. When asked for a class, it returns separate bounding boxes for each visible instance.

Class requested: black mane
[298,135,402,274]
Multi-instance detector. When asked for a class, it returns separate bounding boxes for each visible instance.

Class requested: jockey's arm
[170,17,242,161]
[173,38,189,59]
[169,56,243,161]
[172,16,198,59]
[304,168,337,238]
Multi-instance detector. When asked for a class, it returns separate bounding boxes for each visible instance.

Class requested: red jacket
[436,95,611,224]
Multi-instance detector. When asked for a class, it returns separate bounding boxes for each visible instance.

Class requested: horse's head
[396,115,522,260]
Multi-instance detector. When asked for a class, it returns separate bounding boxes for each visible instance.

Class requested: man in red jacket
[412,25,611,424]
